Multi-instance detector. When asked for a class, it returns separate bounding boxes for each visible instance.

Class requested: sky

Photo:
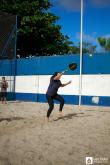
[50,0,110,51]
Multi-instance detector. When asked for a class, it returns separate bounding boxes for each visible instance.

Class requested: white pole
[79,0,83,106]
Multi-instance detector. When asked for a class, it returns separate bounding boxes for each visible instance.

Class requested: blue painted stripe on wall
[15,53,110,75]
[81,95,110,106]
[1,53,110,76]
[7,92,110,106]
[15,93,38,102]
[0,59,16,76]
[15,93,79,105]
[16,58,39,76]
[36,55,79,75]
[83,53,110,74]
[16,55,79,75]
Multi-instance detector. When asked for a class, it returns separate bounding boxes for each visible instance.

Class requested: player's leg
[46,94,54,120]
[54,94,65,112]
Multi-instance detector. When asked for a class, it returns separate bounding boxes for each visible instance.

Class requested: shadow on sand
[54,113,92,121]
[0,117,24,122]
[86,110,110,113]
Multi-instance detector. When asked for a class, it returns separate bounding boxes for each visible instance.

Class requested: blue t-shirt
[46,76,62,96]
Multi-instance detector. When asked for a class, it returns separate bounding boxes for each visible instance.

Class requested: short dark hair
[52,72,59,77]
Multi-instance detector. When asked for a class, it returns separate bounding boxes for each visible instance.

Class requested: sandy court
[0,101,110,165]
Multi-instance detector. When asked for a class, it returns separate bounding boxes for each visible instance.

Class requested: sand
[0,101,110,165]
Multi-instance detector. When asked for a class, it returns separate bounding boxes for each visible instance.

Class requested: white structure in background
[92,97,99,104]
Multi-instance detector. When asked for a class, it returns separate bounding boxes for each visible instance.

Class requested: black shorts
[1,92,7,98]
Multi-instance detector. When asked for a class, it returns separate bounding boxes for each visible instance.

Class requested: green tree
[98,37,110,51]
[105,38,110,51]
[98,37,106,48]
[0,0,79,57]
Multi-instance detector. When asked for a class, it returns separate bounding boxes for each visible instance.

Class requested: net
[0,13,17,59]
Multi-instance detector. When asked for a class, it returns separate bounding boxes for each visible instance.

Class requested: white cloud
[102,34,110,38]
[56,0,81,12]
[75,32,104,52]
[54,0,110,12]
[76,32,98,44]
[91,0,110,8]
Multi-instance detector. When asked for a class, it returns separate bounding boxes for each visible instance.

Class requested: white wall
[15,74,110,96]
[1,74,110,96]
